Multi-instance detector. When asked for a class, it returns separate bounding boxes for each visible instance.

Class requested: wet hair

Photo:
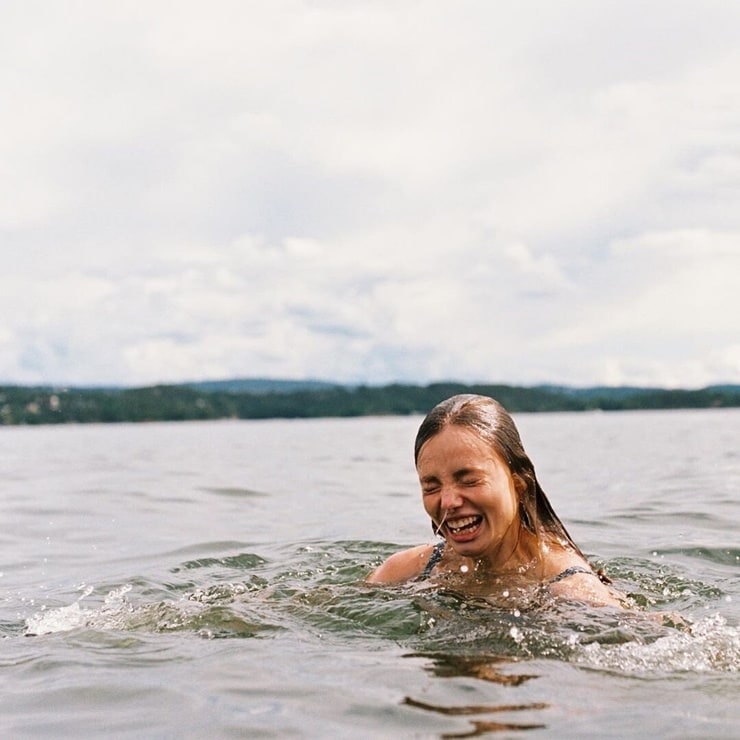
[414,394,586,559]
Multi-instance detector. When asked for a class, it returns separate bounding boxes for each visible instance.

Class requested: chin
[447,538,486,557]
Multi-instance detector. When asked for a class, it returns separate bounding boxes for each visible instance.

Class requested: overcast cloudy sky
[2,1,739,388]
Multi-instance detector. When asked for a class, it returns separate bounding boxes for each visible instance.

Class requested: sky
[2,1,740,389]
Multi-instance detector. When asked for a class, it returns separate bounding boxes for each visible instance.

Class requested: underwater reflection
[403,653,546,736]
[403,697,546,736]
[405,652,539,685]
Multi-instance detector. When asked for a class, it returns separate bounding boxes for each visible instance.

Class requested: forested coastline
[2,381,739,426]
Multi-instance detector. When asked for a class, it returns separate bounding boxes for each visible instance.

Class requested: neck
[471,524,542,576]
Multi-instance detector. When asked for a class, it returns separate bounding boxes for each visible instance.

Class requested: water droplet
[460,565,469,573]
[509,626,523,643]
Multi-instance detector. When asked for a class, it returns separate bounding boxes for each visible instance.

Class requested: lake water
[2,409,738,738]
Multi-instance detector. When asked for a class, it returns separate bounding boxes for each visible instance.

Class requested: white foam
[25,602,88,636]
[575,613,739,673]
[24,584,133,636]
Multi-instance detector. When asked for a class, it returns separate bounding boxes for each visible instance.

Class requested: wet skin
[367,425,625,607]
[417,425,530,570]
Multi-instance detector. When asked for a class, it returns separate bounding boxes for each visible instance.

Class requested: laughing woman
[367,394,623,607]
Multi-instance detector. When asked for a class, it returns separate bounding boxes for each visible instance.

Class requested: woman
[367,394,623,607]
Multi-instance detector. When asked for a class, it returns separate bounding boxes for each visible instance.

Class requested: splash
[24,602,88,636]
[24,583,276,639]
[574,613,739,673]
[24,585,132,636]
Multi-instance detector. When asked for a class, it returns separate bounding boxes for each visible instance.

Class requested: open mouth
[446,515,483,536]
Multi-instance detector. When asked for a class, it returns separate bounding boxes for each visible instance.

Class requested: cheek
[485,483,519,518]
[504,491,519,516]
[504,486,521,518]
[421,495,437,517]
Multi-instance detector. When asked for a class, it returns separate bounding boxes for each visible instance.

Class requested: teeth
[448,516,479,532]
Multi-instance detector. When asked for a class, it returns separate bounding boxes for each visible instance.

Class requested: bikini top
[420,540,446,579]
[419,540,598,584]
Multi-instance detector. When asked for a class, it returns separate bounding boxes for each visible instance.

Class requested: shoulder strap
[420,540,445,579]
[547,565,597,585]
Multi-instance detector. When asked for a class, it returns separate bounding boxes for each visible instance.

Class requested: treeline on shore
[1,381,739,425]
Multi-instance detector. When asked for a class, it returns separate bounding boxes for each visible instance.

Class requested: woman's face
[417,424,521,563]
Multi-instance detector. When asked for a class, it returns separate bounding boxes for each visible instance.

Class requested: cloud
[2,2,740,386]
[528,229,740,386]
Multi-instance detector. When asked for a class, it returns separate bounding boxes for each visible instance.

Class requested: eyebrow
[453,467,485,480]
[419,467,485,484]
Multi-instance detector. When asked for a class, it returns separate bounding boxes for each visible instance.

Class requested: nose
[440,484,463,511]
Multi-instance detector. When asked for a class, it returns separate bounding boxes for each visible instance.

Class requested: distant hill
[185,378,340,394]
[1,380,739,425]
[536,384,657,399]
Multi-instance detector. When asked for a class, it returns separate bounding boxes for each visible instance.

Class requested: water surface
[2,410,738,737]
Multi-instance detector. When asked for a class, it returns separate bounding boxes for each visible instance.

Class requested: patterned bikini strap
[421,540,446,579]
[547,565,598,584]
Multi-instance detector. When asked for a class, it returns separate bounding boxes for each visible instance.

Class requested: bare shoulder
[548,570,624,607]
[545,550,624,608]
[365,544,435,585]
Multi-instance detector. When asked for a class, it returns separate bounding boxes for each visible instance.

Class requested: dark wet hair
[414,394,586,558]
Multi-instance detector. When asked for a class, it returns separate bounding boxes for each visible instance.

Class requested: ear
[512,474,527,496]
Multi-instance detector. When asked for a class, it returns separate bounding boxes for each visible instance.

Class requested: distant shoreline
[1,381,739,426]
